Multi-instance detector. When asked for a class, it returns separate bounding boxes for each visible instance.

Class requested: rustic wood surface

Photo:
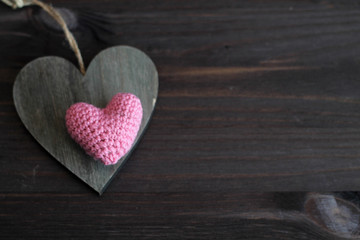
[2,0,360,238]
[13,46,158,194]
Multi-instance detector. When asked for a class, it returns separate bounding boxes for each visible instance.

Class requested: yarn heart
[65,93,143,165]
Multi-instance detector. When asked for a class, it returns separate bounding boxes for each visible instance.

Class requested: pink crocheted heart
[65,93,143,165]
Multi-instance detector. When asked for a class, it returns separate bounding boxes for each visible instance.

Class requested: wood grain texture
[13,46,158,194]
[1,192,360,239]
[2,0,360,238]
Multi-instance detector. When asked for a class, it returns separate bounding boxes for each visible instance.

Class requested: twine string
[2,0,86,75]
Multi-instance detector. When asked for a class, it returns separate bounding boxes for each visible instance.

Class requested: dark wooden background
[2,0,360,238]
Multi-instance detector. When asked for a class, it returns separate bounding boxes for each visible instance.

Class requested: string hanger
[2,0,86,75]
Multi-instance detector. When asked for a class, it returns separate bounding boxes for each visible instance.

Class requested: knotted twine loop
[2,0,86,75]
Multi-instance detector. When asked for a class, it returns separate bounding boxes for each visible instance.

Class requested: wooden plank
[1,0,360,192]
[0,192,359,239]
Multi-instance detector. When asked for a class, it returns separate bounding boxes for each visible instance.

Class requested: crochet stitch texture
[65,93,143,165]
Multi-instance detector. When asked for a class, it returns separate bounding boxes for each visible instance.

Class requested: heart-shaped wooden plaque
[13,46,158,194]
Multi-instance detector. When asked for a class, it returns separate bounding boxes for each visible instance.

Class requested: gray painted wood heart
[13,46,158,194]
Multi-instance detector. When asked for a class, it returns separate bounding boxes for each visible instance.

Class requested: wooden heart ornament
[13,46,158,194]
